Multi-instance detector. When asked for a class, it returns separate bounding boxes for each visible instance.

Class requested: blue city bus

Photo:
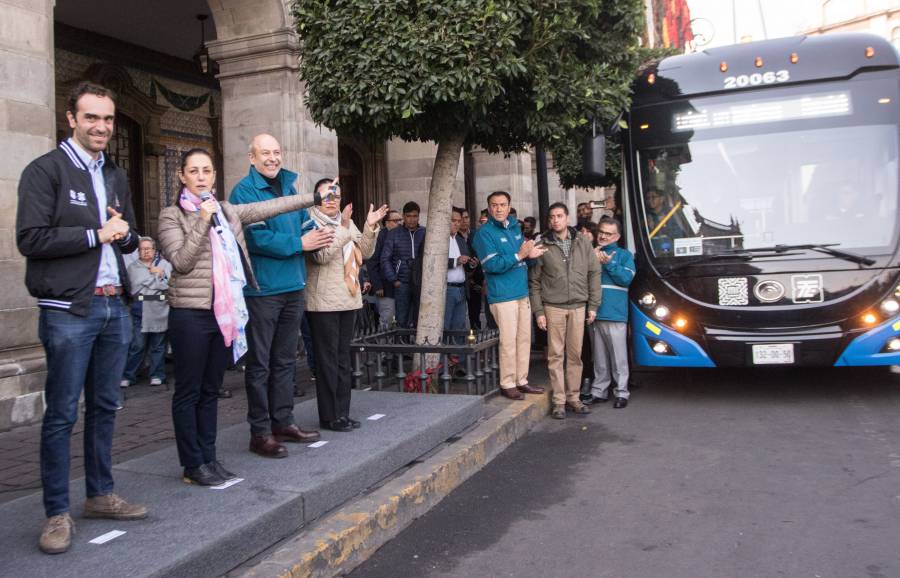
[616,33,899,367]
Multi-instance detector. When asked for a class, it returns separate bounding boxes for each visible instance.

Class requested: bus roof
[632,33,899,106]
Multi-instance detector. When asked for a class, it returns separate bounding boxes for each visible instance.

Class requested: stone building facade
[0,0,598,430]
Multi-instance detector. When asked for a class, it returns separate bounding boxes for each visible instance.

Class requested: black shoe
[579,393,593,403]
[320,419,352,432]
[183,463,226,486]
[217,388,232,399]
[343,417,361,429]
[209,460,237,481]
[583,395,608,406]
[613,397,628,409]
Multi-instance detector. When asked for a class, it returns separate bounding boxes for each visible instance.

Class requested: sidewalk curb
[234,392,551,578]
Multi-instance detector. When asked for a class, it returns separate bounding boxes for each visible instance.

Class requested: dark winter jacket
[368,227,393,298]
[16,141,139,316]
[381,225,426,285]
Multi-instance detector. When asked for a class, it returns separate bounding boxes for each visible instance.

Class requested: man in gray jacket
[529,203,601,419]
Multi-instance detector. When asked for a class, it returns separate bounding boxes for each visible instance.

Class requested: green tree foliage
[293,0,644,166]
[293,0,645,349]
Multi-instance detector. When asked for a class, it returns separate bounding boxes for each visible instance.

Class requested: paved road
[353,366,900,578]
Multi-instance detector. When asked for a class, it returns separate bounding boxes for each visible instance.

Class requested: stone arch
[207,0,291,42]
[205,0,338,196]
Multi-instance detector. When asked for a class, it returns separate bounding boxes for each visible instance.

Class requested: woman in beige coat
[305,178,386,431]
[157,148,316,486]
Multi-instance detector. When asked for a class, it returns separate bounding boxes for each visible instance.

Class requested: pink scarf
[179,189,248,360]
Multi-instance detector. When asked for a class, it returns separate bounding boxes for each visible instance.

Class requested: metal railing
[349,325,500,395]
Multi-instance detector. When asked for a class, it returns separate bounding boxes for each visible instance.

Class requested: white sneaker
[119,380,130,388]
[149,378,163,386]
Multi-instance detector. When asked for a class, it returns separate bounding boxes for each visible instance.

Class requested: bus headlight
[652,340,670,354]
[674,317,688,331]
[639,293,657,308]
[862,312,878,325]
[654,306,670,320]
[886,338,900,352]
[881,298,900,315]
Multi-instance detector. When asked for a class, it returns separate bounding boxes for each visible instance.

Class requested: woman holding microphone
[158,148,326,486]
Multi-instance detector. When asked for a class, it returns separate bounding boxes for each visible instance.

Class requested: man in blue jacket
[380,201,426,328]
[229,134,332,458]
[472,191,546,400]
[586,217,636,408]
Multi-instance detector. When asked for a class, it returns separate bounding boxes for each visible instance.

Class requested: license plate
[752,343,794,365]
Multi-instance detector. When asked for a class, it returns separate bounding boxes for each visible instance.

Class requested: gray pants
[590,320,629,400]
[377,296,395,330]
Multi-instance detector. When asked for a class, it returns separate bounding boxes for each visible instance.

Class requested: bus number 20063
[724,70,790,89]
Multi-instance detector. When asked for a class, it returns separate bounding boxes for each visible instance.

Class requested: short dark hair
[598,216,622,235]
[577,202,590,209]
[548,202,568,215]
[451,207,463,217]
[487,191,511,204]
[402,201,420,214]
[480,209,489,216]
[523,216,536,225]
[67,81,117,116]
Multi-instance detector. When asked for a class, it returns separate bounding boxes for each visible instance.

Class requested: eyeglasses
[323,192,341,202]
[598,230,617,237]
[387,218,402,223]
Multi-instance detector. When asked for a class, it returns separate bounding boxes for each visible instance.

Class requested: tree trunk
[415,132,466,363]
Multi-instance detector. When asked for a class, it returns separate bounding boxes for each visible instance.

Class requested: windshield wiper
[659,251,754,277]
[740,243,875,266]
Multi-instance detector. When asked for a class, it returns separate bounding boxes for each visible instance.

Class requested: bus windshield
[633,76,898,261]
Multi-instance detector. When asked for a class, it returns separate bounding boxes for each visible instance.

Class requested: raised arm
[228,191,317,225]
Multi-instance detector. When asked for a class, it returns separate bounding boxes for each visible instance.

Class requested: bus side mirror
[582,131,606,178]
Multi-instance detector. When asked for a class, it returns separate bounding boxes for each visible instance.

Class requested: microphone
[199,191,223,236]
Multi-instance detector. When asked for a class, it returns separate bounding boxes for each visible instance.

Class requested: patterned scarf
[179,189,248,362]
[310,207,362,296]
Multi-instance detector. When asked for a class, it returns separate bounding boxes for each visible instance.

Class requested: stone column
[207,28,338,197]
[0,0,55,429]
[471,148,535,218]
[384,139,464,225]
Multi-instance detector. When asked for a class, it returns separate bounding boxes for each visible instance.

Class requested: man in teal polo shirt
[472,191,547,400]
[229,134,332,457]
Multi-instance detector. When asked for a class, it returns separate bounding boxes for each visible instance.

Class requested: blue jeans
[443,285,468,344]
[394,282,418,328]
[39,295,131,517]
[123,313,167,382]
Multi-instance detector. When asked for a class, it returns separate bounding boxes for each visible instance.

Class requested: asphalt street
[352,366,900,578]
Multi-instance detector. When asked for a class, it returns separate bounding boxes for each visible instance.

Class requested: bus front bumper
[630,305,900,367]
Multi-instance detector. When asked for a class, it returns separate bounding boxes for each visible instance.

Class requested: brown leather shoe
[273,424,321,443]
[250,434,288,458]
[39,513,74,554]
[500,387,525,400]
[83,494,148,520]
[516,383,545,394]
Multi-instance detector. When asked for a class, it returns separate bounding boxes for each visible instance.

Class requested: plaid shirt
[558,237,572,259]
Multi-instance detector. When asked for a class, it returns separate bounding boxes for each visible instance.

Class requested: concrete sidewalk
[0,363,305,505]
[0,391,485,577]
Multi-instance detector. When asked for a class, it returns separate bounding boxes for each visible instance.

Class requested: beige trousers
[544,305,585,405]
[489,297,532,389]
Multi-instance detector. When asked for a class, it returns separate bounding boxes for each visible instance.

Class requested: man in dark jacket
[16,82,146,555]
[380,201,426,328]
[529,203,601,419]
[369,209,401,328]
[229,133,329,459]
